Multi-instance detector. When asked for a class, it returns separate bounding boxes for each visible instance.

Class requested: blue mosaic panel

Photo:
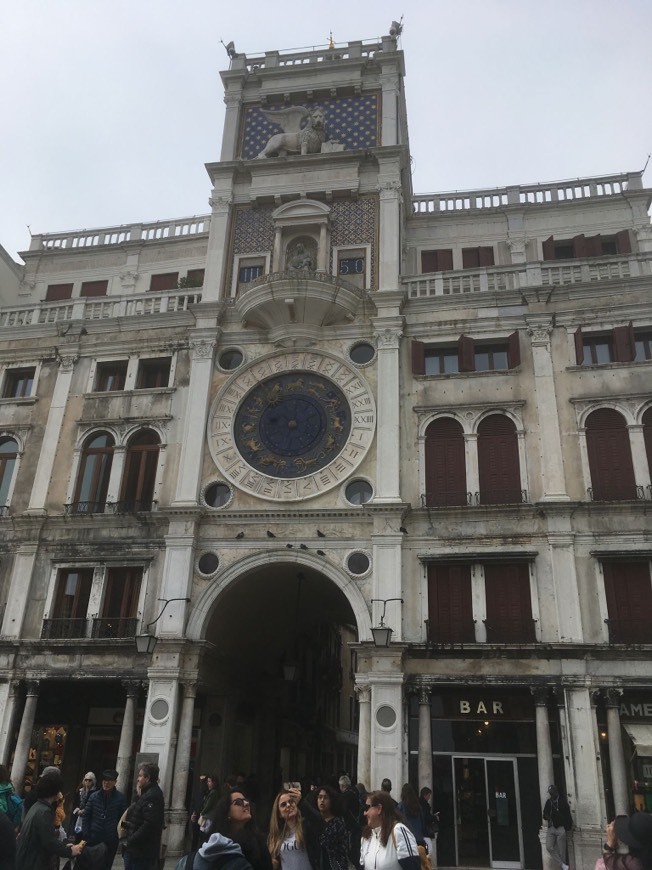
[241,94,379,160]
[330,197,378,289]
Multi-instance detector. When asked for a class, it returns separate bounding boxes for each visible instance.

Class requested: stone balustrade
[0,289,202,329]
[29,215,211,252]
[231,38,386,73]
[403,253,652,299]
[412,171,642,214]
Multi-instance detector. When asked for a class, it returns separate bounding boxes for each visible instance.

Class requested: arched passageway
[196,561,360,809]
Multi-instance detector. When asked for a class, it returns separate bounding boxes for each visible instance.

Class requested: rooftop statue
[256,106,327,158]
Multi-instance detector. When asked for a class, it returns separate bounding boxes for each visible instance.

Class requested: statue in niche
[257,106,327,158]
[287,240,317,273]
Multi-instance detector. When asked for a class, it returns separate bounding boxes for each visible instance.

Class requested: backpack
[0,790,22,827]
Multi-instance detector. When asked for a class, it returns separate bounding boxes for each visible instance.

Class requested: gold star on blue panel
[241,94,379,159]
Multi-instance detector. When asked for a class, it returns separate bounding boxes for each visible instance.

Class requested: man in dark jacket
[542,784,573,870]
[124,762,165,870]
[82,768,129,870]
[0,808,16,870]
[15,772,82,870]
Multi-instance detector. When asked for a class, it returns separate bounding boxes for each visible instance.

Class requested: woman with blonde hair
[360,791,420,870]
[268,787,320,870]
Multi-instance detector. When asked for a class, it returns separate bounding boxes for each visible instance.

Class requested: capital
[354,684,371,702]
[190,339,216,361]
[374,325,403,349]
[57,353,78,372]
[603,687,623,709]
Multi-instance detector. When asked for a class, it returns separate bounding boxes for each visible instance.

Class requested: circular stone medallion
[208,351,376,502]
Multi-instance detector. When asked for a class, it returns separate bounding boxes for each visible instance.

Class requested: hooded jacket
[176,833,254,870]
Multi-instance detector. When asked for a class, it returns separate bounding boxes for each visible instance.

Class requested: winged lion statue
[256,106,327,158]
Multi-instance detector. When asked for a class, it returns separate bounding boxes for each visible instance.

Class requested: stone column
[1,544,39,638]
[372,322,403,502]
[377,180,401,290]
[418,687,432,794]
[547,530,583,643]
[11,681,39,792]
[202,194,232,303]
[0,681,20,766]
[172,335,217,506]
[116,681,140,792]
[220,91,243,162]
[27,353,77,514]
[463,434,479,500]
[369,655,405,790]
[355,683,372,789]
[629,425,652,494]
[526,319,570,501]
[604,689,628,816]
[533,688,556,870]
[168,681,198,856]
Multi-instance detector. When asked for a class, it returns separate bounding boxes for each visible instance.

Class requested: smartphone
[284,781,301,792]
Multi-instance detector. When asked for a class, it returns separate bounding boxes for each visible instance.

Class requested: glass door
[485,758,523,869]
[453,756,523,869]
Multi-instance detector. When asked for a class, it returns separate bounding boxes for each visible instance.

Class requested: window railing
[421,491,473,507]
[108,499,157,514]
[91,617,139,639]
[483,619,537,644]
[41,618,88,639]
[425,619,477,644]
[476,489,529,505]
[604,618,651,645]
[64,501,107,515]
[587,486,645,502]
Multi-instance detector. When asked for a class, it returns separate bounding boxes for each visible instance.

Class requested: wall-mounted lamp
[135,597,191,654]
[370,598,403,647]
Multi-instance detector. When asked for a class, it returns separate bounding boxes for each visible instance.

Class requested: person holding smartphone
[600,813,652,870]
[268,786,320,870]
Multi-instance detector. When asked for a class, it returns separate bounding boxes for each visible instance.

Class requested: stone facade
[0,29,651,869]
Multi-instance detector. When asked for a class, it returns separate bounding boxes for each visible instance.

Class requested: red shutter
[458,334,475,372]
[542,236,556,261]
[411,340,425,375]
[574,326,584,365]
[584,235,602,258]
[616,229,632,255]
[477,415,521,504]
[149,272,179,292]
[424,417,467,506]
[80,280,108,297]
[439,249,453,271]
[484,563,534,642]
[428,563,474,643]
[572,235,588,259]
[462,248,480,269]
[507,331,521,369]
[603,562,652,643]
[421,251,438,273]
[585,409,637,500]
[612,323,635,363]
[479,246,495,267]
[45,283,73,301]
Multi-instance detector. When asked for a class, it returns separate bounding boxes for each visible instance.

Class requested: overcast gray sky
[1,0,651,262]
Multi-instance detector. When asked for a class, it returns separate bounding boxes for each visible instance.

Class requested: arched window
[0,437,18,507]
[477,415,522,504]
[424,417,467,506]
[586,409,637,501]
[643,408,652,490]
[73,432,114,514]
[119,430,160,511]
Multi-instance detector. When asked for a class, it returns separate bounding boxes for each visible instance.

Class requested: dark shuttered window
[80,279,109,297]
[544,231,632,261]
[119,430,160,511]
[424,417,467,506]
[484,563,535,643]
[603,562,652,643]
[462,246,494,268]
[477,415,521,504]
[585,409,637,501]
[149,272,179,292]
[427,563,474,643]
[45,283,73,301]
[421,249,453,273]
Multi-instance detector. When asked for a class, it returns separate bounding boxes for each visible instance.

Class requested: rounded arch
[0,430,25,453]
[125,427,161,447]
[578,402,636,429]
[186,550,372,643]
[477,413,522,504]
[585,407,636,500]
[474,408,524,435]
[75,426,118,451]
[419,412,467,439]
[424,416,467,507]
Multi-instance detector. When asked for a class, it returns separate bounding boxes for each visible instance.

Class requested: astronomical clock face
[208,351,376,501]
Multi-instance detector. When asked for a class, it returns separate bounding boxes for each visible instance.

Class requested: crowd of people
[1,763,652,870]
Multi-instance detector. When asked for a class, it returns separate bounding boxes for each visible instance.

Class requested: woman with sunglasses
[209,789,272,870]
[268,787,320,870]
[360,791,420,870]
[70,772,97,841]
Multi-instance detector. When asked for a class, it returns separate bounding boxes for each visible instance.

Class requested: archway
[193,558,362,810]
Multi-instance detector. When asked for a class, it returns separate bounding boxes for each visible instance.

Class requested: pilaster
[372,319,403,502]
